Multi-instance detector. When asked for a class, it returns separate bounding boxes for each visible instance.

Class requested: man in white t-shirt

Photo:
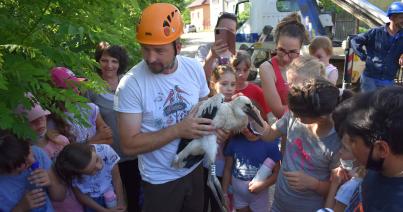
[114,3,219,212]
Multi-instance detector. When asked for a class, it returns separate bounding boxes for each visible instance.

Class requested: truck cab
[235,0,334,69]
[235,0,333,45]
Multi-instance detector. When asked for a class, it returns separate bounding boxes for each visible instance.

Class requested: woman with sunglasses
[259,13,308,119]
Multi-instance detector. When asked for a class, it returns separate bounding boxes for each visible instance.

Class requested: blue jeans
[360,74,394,93]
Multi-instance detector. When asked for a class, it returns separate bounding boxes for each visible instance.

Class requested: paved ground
[180,31,214,57]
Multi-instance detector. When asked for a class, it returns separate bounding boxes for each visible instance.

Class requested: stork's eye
[245,103,252,109]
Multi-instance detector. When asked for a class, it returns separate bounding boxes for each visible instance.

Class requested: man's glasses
[275,48,300,59]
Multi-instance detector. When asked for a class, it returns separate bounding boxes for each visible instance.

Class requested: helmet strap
[172,40,178,55]
[167,55,177,70]
[167,40,178,70]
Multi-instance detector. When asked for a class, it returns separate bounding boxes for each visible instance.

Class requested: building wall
[209,0,236,30]
[190,7,203,31]
[203,4,211,30]
[190,4,211,31]
[189,0,236,32]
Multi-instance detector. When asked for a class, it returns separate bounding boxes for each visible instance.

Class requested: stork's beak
[244,106,264,127]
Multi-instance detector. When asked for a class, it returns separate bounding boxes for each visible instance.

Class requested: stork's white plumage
[172,94,263,212]
[172,94,262,168]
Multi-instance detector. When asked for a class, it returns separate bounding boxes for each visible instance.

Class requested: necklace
[105,77,119,93]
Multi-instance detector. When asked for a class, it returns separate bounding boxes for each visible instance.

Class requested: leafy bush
[0,0,184,138]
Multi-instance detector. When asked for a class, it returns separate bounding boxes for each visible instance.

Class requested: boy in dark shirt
[341,86,403,211]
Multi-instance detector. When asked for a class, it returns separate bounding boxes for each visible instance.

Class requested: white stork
[172,94,263,212]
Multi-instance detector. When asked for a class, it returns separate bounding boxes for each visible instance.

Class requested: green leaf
[0,0,185,135]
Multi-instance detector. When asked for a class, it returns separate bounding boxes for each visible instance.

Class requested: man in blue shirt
[351,2,403,92]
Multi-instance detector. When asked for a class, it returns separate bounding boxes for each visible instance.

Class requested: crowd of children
[2,2,403,212]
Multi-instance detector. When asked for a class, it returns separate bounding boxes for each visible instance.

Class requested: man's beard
[146,56,176,74]
[366,144,384,171]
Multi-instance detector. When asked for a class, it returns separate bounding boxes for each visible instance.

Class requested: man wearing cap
[351,1,403,92]
[114,3,223,211]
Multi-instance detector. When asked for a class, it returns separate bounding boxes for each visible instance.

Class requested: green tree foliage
[238,3,251,27]
[318,0,343,13]
[182,0,195,24]
[0,0,184,138]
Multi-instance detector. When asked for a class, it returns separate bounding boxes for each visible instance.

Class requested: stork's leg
[207,164,228,212]
[172,139,204,169]
[201,134,218,164]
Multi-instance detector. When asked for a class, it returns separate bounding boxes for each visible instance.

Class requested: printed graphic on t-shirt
[286,138,314,172]
[345,186,363,212]
[73,144,120,198]
[233,152,260,181]
[155,85,191,128]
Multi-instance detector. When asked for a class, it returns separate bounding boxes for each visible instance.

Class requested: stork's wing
[176,138,205,168]
[196,93,224,118]
[176,94,224,168]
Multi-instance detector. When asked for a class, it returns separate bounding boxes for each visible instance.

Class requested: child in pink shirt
[22,101,84,212]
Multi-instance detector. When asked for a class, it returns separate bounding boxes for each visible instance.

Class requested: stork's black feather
[200,105,219,119]
[176,104,219,168]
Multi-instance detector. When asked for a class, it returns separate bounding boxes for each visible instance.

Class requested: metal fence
[333,13,356,41]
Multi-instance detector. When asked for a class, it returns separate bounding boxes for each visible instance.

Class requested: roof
[187,0,209,8]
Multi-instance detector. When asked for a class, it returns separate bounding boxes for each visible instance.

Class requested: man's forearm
[122,124,180,155]
[350,36,367,60]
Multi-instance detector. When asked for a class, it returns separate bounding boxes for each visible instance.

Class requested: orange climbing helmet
[136,3,184,45]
